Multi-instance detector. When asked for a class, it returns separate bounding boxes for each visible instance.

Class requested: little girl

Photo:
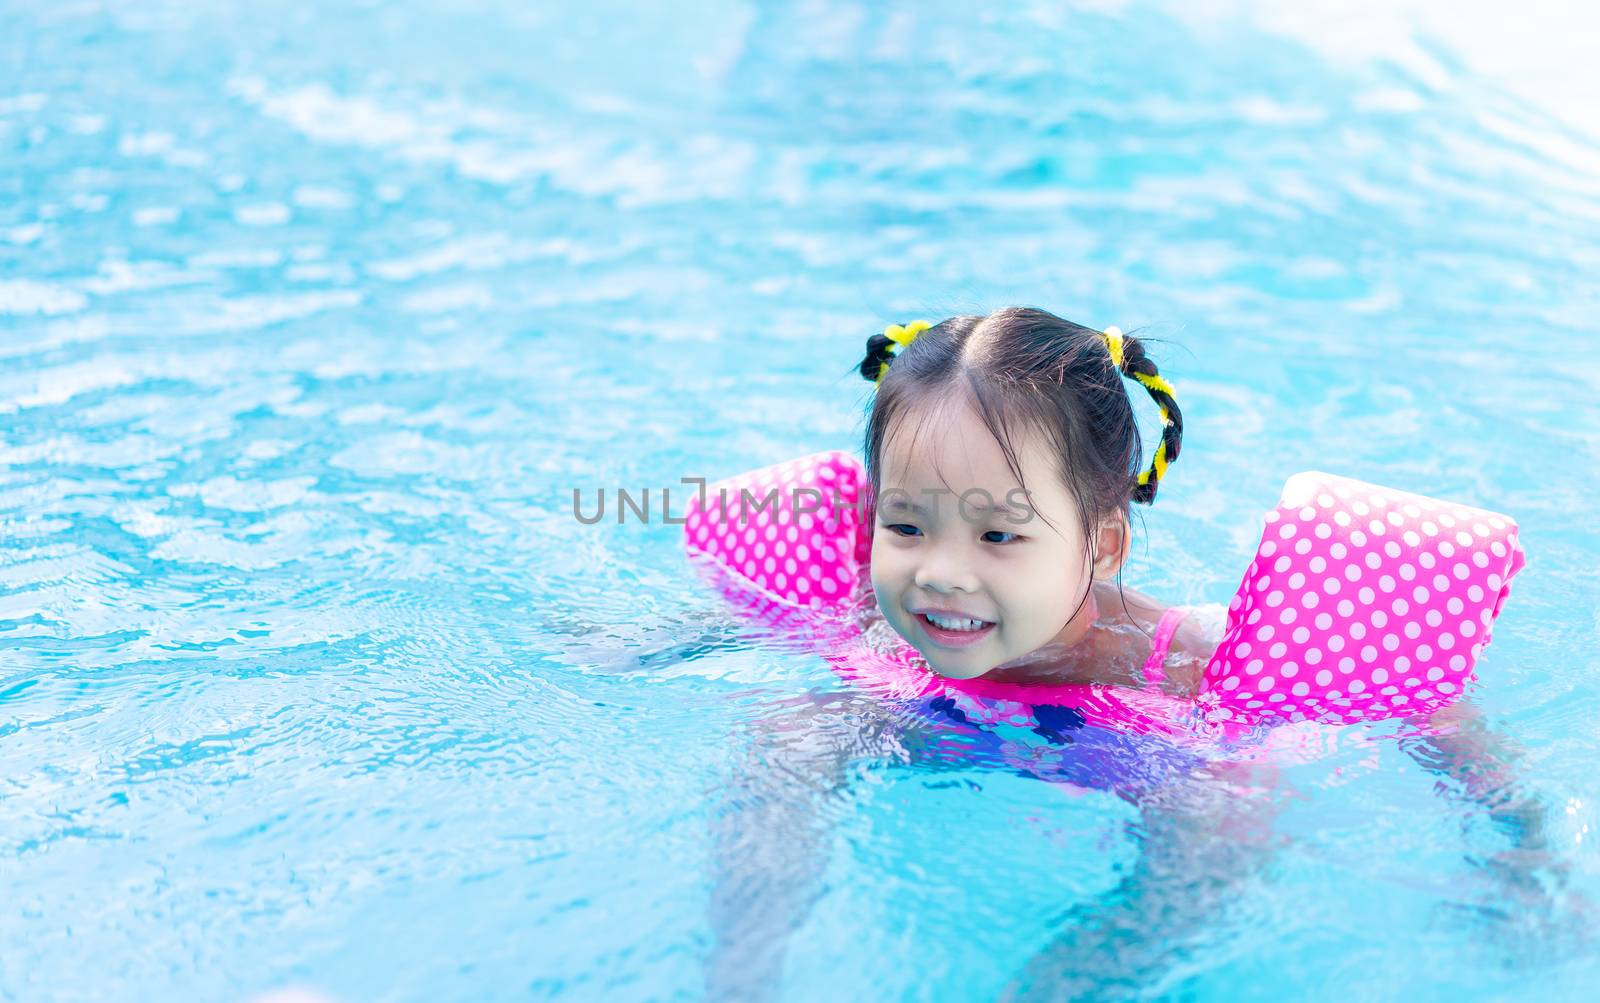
[855,306,1207,698]
[686,304,1521,736]
[685,308,1562,1002]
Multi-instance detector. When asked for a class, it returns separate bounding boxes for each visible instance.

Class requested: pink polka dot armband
[1197,471,1527,726]
[682,451,875,638]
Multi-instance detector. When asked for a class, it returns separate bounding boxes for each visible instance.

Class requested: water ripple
[3,1,1599,1000]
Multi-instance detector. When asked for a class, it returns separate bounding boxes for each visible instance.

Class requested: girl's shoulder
[1170,601,1227,663]
[1098,583,1225,695]
[1097,580,1162,623]
[1104,584,1223,644]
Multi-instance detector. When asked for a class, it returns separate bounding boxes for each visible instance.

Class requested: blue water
[4,2,1600,1000]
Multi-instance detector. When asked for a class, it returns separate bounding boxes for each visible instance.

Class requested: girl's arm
[705,690,917,1002]
[1402,701,1548,842]
[1399,700,1583,924]
[1000,757,1286,1002]
[707,686,1081,1001]
[532,602,752,674]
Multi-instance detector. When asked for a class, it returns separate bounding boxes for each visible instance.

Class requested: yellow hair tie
[1105,325,1179,495]
[1102,325,1125,370]
[1133,371,1176,399]
[875,319,931,386]
[1137,442,1170,487]
[885,319,931,348]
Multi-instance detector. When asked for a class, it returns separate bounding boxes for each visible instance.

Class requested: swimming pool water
[4,1,1600,1000]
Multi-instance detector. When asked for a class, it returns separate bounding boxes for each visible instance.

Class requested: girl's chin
[920,658,997,681]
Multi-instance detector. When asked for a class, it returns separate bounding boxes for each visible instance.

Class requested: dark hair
[856,306,1183,568]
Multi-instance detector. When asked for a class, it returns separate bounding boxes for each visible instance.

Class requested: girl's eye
[885,524,1019,544]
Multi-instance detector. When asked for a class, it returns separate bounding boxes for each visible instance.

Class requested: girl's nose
[913,550,979,594]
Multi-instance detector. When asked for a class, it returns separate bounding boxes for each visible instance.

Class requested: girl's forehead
[882,400,1066,502]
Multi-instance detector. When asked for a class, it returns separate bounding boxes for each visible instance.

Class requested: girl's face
[869,398,1126,679]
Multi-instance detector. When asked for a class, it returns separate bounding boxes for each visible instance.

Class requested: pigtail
[860,321,933,385]
[859,332,898,384]
[1116,334,1183,505]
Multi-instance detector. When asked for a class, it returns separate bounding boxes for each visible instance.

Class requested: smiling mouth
[915,612,996,648]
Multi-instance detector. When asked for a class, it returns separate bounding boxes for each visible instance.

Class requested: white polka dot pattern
[1197,472,1526,725]
[684,451,872,613]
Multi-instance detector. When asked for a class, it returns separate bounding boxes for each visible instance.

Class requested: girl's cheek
[868,548,901,595]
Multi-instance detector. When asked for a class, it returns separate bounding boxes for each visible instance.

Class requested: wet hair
[855,306,1183,579]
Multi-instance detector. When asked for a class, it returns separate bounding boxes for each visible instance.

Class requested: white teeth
[925,613,987,631]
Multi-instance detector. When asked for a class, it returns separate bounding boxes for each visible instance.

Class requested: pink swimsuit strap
[1141,606,1190,689]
